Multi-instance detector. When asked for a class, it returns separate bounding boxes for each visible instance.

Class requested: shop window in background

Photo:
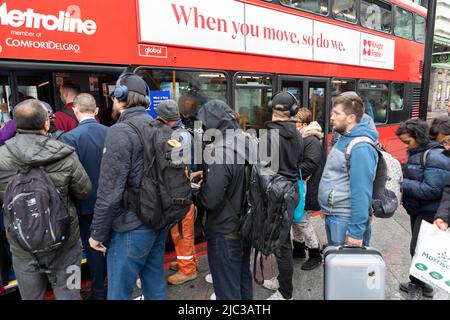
[394,6,413,40]
[333,0,357,23]
[360,0,392,33]
[234,74,273,131]
[136,69,227,127]
[390,83,404,111]
[359,81,389,124]
[280,0,329,15]
[437,81,443,101]
[446,82,450,101]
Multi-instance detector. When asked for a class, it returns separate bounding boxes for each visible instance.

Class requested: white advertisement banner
[313,21,361,65]
[138,0,395,70]
[244,4,313,60]
[138,0,245,53]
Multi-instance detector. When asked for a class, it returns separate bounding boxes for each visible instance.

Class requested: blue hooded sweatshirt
[318,117,379,240]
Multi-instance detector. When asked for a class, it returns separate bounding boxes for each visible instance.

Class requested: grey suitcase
[324,246,386,300]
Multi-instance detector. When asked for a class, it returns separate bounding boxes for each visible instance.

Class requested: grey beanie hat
[156,99,180,121]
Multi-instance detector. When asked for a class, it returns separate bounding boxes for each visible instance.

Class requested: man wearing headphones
[264,91,304,300]
[88,74,169,300]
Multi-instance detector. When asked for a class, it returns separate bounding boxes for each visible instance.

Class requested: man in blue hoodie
[318,94,379,247]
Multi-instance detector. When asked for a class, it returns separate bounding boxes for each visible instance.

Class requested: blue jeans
[107,224,169,300]
[325,214,372,247]
[78,214,107,299]
[207,237,253,300]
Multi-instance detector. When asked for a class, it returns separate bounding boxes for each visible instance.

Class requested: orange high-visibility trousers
[170,204,197,275]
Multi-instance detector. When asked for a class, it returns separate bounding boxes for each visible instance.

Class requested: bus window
[330,79,356,132]
[414,14,425,43]
[332,0,357,24]
[16,72,51,106]
[358,81,389,124]
[360,0,392,33]
[308,81,327,133]
[0,74,12,125]
[136,69,227,124]
[235,74,273,131]
[280,0,329,15]
[394,6,413,40]
[390,83,404,111]
[332,79,356,98]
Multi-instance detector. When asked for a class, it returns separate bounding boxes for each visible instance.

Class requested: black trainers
[301,248,322,270]
[301,257,322,270]
[406,283,423,300]
[399,281,434,298]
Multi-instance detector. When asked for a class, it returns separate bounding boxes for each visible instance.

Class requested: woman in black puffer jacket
[396,119,450,300]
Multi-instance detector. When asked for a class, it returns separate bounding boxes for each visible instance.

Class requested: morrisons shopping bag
[409,221,450,294]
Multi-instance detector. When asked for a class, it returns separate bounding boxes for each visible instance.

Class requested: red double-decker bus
[0,0,427,297]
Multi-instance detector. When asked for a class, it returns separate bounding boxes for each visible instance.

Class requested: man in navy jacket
[60,93,108,300]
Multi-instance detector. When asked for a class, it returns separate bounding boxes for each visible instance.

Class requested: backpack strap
[344,136,378,171]
[61,108,79,123]
[420,145,444,168]
[51,130,65,140]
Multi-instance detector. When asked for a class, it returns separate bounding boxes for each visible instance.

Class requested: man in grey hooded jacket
[0,99,91,300]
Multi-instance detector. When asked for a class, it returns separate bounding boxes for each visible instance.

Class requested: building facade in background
[429,0,450,113]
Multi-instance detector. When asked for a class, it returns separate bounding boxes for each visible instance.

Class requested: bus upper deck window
[394,6,413,40]
[280,0,329,15]
[414,15,425,43]
[332,0,357,23]
[360,0,392,33]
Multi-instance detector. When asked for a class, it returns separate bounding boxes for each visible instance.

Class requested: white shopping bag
[409,221,450,294]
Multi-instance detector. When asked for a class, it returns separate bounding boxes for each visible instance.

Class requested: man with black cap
[155,100,198,285]
[89,74,169,300]
[264,91,303,300]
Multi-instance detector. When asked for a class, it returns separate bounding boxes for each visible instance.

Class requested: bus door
[278,76,331,147]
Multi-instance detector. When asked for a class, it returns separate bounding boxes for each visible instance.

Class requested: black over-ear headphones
[268,91,300,116]
[114,73,151,106]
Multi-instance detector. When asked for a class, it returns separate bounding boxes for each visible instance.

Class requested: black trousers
[409,213,435,284]
[274,232,293,299]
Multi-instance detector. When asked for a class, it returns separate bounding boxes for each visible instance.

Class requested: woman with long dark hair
[396,119,450,300]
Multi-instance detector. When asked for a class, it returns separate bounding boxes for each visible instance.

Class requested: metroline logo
[0,2,97,35]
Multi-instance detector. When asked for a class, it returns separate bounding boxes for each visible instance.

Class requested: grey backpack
[345,137,403,218]
[3,168,70,254]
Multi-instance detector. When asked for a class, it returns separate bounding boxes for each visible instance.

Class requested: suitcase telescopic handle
[339,245,367,250]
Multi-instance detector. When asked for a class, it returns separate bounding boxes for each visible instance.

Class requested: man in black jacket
[89,74,169,300]
[264,92,303,300]
[192,100,254,300]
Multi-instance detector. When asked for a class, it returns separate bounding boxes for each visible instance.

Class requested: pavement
[152,206,450,300]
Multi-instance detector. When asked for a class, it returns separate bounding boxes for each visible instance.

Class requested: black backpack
[240,162,299,282]
[240,162,299,283]
[2,168,71,255]
[124,119,192,230]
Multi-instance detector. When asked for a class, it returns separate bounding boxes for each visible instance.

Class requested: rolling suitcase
[324,246,386,300]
